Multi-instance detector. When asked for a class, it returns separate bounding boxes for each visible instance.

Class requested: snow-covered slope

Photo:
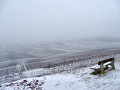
[1,58,120,90]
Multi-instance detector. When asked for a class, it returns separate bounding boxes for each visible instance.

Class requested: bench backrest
[98,57,115,65]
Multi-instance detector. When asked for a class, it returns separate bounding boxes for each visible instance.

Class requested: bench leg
[111,60,115,69]
[100,63,105,75]
[94,69,98,75]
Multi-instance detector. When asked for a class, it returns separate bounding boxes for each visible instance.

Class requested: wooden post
[100,63,105,75]
[111,59,115,69]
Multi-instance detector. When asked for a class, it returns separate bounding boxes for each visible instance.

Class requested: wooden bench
[90,57,115,75]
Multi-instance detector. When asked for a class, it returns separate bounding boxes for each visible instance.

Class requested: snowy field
[1,58,120,90]
[0,40,120,79]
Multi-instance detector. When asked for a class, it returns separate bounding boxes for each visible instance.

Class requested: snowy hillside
[1,58,120,90]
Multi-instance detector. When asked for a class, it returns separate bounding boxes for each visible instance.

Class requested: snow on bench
[90,65,100,69]
[90,62,111,69]
[104,61,111,66]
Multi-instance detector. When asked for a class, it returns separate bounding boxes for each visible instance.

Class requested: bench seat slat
[90,62,112,70]
[103,62,111,66]
[90,65,100,69]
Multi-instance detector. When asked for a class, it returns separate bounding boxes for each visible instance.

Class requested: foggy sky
[0,0,120,42]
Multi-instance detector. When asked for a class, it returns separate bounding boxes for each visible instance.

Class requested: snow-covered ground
[1,58,120,90]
